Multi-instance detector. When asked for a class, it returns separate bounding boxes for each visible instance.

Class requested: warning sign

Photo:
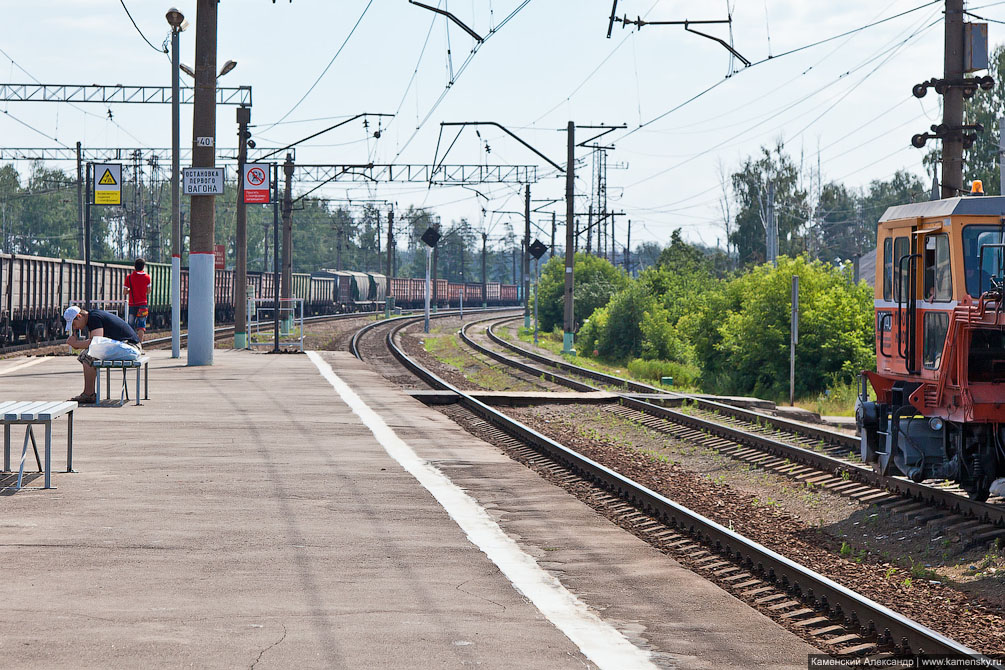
[93,163,121,205]
[215,244,226,269]
[243,163,270,204]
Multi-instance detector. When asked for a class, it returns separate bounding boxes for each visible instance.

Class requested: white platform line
[0,357,52,376]
[307,351,657,670]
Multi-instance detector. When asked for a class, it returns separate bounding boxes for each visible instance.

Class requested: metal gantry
[0,83,252,106]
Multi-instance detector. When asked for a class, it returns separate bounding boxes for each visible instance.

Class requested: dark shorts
[129,305,149,330]
[77,350,96,367]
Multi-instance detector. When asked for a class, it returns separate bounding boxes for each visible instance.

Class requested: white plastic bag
[87,335,140,361]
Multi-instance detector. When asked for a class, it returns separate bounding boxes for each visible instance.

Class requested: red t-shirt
[124,271,151,306]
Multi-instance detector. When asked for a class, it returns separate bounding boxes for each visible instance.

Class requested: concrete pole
[169,19,181,359]
[387,208,394,278]
[281,153,294,331]
[84,164,91,310]
[76,142,84,260]
[481,231,487,308]
[626,219,631,275]
[273,165,280,351]
[767,181,777,266]
[941,0,965,198]
[790,275,799,406]
[586,204,593,255]
[563,121,576,354]
[550,211,556,258]
[234,106,250,349]
[524,184,531,329]
[424,246,431,333]
[187,0,217,366]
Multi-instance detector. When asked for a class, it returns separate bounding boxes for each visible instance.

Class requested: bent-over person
[63,306,140,404]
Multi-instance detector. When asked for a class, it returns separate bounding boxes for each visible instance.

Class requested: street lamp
[167,7,186,359]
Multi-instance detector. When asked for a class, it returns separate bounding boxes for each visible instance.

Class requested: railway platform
[0,350,817,669]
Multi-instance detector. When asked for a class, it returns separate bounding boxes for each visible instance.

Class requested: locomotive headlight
[929,417,945,431]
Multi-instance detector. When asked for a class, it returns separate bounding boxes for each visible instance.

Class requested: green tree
[537,253,628,332]
[688,256,873,399]
[964,44,1005,193]
[730,142,809,266]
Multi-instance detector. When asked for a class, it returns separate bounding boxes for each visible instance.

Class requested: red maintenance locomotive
[857,191,1005,500]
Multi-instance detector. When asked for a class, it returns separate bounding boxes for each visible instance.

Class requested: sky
[0,0,995,252]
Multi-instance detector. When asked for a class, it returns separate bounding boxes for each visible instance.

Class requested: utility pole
[563,121,576,354]
[335,222,342,271]
[481,231,488,308]
[550,211,556,258]
[386,207,394,278]
[586,204,593,255]
[524,184,531,329]
[766,181,777,266]
[626,219,631,275]
[132,150,141,258]
[76,142,84,260]
[942,0,965,198]
[234,106,250,349]
[281,153,294,324]
[187,0,217,366]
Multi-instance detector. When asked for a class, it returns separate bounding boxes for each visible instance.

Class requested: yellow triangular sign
[98,169,117,186]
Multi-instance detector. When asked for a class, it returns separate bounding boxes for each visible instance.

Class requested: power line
[263,0,375,131]
[119,0,168,54]
[617,0,942,142]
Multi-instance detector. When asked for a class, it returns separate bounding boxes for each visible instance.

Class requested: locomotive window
[968,328,1005,383]
[922,312,949,369]
[893,236,910,302]
[883,238,892,301]
[922,234,952,302]
[963,225,1005,297]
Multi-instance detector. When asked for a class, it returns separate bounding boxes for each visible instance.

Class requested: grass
[423,331,524,391]
[510,326,703,393]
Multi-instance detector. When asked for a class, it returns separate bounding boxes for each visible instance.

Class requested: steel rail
[370,315,988,659]
[462,316,1005,527]
[348,307,520,360]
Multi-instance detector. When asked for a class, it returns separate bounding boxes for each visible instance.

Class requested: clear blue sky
[0,1,988,250]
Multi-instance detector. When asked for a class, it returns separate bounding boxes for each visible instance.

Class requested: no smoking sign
[243,163,270,204]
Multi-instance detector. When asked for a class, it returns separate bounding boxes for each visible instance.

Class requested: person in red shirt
[124,258,152,343]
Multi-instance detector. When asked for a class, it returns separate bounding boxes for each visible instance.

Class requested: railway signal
[529,239,547,346]
[421,227,441,333]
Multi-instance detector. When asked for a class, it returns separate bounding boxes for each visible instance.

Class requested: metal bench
[0,400,76,490]
[93,355,149,406]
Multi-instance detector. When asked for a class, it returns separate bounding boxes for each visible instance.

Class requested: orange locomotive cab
[857,195,1005,501]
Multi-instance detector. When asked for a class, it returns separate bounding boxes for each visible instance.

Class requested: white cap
[63,306,81,333]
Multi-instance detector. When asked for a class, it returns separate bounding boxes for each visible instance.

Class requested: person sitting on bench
[63,306,140,404]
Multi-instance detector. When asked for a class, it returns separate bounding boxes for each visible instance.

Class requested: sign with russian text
[93,163,121,205]
[215,244,226,269]
[243,163,270,204]
[183,167,225,195]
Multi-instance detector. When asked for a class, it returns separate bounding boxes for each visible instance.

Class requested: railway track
[457,315,1005,540]
[350,313,993,660]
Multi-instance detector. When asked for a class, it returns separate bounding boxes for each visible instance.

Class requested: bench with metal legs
[0,401,76,490]
[93,356,149,406]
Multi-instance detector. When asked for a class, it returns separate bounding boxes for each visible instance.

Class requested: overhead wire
[621,8,941,191]
[262,0,375,131]
[119,0,168,54]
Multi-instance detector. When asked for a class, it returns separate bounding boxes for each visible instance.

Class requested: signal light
[971,180,985,196]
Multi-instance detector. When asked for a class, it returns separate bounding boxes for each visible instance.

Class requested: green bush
[595,281,653,360]
[536,253,628,333]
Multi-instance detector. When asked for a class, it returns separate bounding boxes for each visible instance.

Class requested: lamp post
[166,7,186,359]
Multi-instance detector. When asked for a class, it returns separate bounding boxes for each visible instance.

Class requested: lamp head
[179,63,196,78]
[218,60,238,78]
[166,7,186,30]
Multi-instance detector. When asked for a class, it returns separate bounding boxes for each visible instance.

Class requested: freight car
[857,192,1005,501]
[1,251,520,346]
